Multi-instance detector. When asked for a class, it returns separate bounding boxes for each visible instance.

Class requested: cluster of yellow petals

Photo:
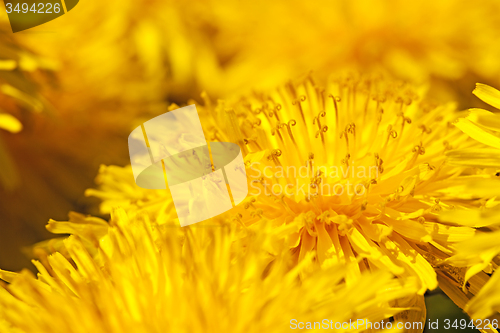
[439,84,500,321]
[0,208,420,333]
[84,72,500,330]
[3,0,500,331]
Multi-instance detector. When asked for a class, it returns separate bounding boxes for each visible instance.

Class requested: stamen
[407,143,425,168]
[341,154,351,173]
[250,209,264,218]
[286,81,297,98]
[281,119,302,163]
[313,109,328,146]
[232,213,247,229]
[398,112,412,137]
[267,149,283,168]
[225,108,248,154]
[271,123,286,147]
[272,104,282,123]
[395,96,405,114]
[251,118,262,128]
[244,197,257,210]
[315,126,329,140]
[374,153,384,174]
[340,128,349,153]
[412,143,426,155]
[340,123,356,154]
[316,87,326,111]
[377,108,384,124]
[418,124,432,135]
[373,95,386,118]
[243,137,263,151]
[328,95,341,135]
[312,110,326,131]
[251,106,262,115]
[363,179,378,192]
[347,123,356,154]
[308,153,314,175]
[384,125,398,148]
[292,95,307,126]
[285,119,297,146]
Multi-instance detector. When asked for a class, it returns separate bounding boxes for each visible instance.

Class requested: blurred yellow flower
[0,20,66,271]
[0,208,420,333]
[17,0,500,107]
[0,22,54,190]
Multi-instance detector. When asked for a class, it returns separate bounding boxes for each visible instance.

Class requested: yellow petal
[0,84,43,112]
[384,233,438,292]
[440,207,500,228]
[438,273,471,312]
[454,118,500,149]
[381,216,431,242]
[473,83,500,110]
[424,222,475,243]
[466,269,500,320]
[315,220,335,266]
[0,269,18,283]
[446,148,500,168]
[0,60,17,70]
[0,113,22,133]
[468,108,500,132]
[393,295,426,333]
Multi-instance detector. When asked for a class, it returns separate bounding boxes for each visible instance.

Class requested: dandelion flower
[440,83,500,321]
[87,73,496,325]
[0,208,419,333]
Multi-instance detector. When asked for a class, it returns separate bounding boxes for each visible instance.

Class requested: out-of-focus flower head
[17,0,500,107]
[0,20,55,190]
[0,208,420,332]
[0,18,66,270]
[87,72,499,323]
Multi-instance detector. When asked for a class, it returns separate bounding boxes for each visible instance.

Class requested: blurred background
[1,0,500,328]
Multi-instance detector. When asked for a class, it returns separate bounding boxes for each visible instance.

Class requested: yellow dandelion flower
[87,72,496,323]
[439,83,500,321]
[211,72,494,307]
[0,208,419,333]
